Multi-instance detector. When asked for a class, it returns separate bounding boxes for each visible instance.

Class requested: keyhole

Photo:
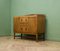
[21,19,23,21]
[25,28,27,31]
[21,28,23,30]
[25,19,27,21]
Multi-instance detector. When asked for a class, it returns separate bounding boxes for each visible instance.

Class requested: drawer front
[19,17,28,23]
[19,26,30,33]
[14,26,29,33]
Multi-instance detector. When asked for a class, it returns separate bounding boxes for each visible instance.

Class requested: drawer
[19,27,30,33]
[19,17,28,23]
[19,26,37,34]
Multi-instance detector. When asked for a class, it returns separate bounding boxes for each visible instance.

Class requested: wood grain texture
[13,14,46,41]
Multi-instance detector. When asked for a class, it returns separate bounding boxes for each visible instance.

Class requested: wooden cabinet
[14,14,46,41]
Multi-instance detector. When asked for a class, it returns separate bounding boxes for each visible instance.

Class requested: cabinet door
[28,17,37,34]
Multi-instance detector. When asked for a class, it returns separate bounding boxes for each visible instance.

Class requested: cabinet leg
[43,33,45,41]
[14,33,15,39]
[36,34,38,42]
[21,34,22,39]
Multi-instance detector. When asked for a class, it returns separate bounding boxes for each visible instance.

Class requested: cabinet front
[14,16,37,34]
[14,17,29,33]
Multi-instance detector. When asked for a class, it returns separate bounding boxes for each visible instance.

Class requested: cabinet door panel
[28,17,37,34]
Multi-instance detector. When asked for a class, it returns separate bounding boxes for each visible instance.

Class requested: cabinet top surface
[14,14,45,18]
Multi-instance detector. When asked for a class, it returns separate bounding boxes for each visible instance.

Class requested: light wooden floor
[0,36,60,51]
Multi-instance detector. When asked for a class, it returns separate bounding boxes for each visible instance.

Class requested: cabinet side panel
[28,17,37,34]
[14,17,20,33]
[37,15,46,34]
